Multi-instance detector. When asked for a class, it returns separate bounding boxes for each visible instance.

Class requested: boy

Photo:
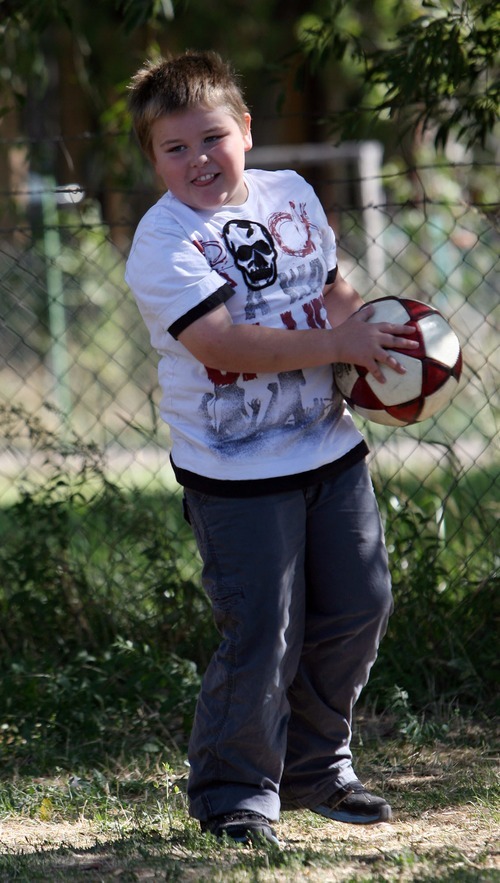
[125,50,418,846]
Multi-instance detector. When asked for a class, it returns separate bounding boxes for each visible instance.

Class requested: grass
[0,718,498,881]
[0,407,498,878]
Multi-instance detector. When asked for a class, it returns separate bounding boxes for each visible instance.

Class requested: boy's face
[150,106,252,211]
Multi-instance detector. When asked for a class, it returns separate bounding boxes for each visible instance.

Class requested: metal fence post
[41,176,72,429]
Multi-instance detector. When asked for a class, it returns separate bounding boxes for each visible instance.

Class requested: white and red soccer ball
[334,296,462,426]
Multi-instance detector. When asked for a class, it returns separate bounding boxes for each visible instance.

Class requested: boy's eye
[205,133,223,144]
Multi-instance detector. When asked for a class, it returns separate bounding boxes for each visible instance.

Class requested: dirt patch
[281,807,499,880]
[1,737,498,880]
[0,804,498,882]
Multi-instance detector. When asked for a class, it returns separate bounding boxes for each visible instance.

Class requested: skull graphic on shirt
[223,220,278,290]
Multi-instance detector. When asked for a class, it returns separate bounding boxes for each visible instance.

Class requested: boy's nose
[192,152,208,167]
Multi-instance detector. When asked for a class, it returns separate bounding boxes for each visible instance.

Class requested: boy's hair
[128,50,250,160]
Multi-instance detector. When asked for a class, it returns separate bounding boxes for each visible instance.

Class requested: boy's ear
[243,112,253,151]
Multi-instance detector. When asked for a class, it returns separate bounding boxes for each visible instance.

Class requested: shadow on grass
[0,723,497,881]
[0,828,498,883]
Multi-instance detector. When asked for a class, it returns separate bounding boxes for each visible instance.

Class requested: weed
[365,484,498,716]
[0,405,497,775]
[0,724,498,882]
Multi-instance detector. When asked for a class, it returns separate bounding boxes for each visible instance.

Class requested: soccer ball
[334,296,462,426]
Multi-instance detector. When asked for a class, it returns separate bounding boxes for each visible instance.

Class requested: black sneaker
[312,781,392,824]
[201,810,280,845]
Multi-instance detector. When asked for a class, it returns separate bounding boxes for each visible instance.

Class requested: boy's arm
[178,280,418,383]
[322,270,364,326]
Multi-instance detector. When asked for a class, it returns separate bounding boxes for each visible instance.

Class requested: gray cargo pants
[183,460,392,822]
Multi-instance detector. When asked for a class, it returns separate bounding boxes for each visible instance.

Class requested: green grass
[0,406,498,879]
[0,720,498,882]
[0,436,497,774]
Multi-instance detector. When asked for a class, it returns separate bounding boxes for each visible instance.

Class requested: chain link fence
[1,150,498,590]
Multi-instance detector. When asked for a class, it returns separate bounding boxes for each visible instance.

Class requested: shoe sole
[227,831,281,846]
[313,804,392,824]
[210,825,280,846]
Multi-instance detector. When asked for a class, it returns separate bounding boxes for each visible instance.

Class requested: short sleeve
[125,210,231,351]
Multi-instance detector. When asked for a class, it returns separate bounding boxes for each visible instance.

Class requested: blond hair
[128,50,250,160]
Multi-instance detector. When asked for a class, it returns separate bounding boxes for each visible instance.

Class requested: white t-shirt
[125,169,364,485]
